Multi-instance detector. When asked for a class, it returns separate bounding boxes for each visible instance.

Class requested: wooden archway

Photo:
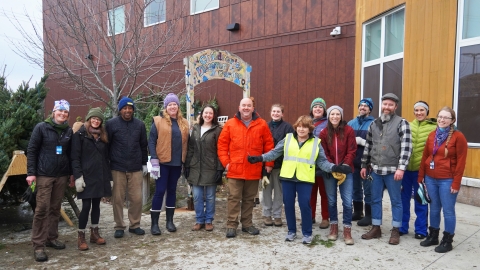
[183,49,252,124]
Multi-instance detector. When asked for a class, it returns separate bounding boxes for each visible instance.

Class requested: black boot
[434,231,454,253]
[150,211,161,235]
[165,208,177,232]
[357,204,372,226]
[420,227,440,247]
[352,201,364,221]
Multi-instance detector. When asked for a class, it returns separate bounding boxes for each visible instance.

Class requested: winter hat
[86,107,104,122]
[53,99,70,112]
[381,93,399,104]
[118,97,135,111]
[327,105,344,119]
[310,97,327,111]
[414,101,430,115]
[359,98,374,111]
[164,93,180,108]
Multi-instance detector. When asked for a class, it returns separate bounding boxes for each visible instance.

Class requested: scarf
[45,117,69,135]
[433,126,450,156]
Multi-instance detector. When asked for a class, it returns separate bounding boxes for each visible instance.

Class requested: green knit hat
[86,107,104,122]
[310,97,327,111]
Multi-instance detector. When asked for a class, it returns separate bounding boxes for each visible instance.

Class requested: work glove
[261,176,270,189]
[356,136,366,146]
[75,176,86,193]
[150,159,160,180]
[331,162,352,174]
[215,170,224,185]
[248,155,263,164]
[184,167,190,178]
[142,165,148,176]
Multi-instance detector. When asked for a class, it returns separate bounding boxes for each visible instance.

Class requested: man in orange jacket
[218,97,274,238]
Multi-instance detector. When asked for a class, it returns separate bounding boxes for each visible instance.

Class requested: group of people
[25,92,467,262]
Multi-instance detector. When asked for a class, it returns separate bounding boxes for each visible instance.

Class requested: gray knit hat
[327,105,344,119]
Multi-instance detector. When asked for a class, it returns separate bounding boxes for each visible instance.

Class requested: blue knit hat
[359,98,374,111]
[164,93,180,108]
[53,99,70,112]
[118,97,135,111]
[310,97,326,111]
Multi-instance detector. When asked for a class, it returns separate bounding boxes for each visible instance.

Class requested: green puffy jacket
[407,118,437,171]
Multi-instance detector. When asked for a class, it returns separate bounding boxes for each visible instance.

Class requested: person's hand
[184,167,190,178]
[75,176,86,192]
[360,168,367,179]
[265,166,273,173]
[332,162,352,174]
[215,170,224,185]
[451,187,459,194]
[261,176,270,189]
[262,167,271,178]
[356,136,366,146]
[110,181,113,189]
[69,175,75,187]
[26,175,36,186]
[247,155,263,164]
[142,165,148,176]
[150,159,160,180]
[394,169,404,181]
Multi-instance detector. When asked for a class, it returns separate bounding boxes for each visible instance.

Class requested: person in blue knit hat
[347,98,375,226]
[106,96,148,238]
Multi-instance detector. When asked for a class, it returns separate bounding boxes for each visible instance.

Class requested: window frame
[361,6,405,117]
[190,0,219,15]
[107,5,126,36]
[144,0,166,27]
[454,0,480,146]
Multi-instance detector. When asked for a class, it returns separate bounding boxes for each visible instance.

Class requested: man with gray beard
[359,93,412,245]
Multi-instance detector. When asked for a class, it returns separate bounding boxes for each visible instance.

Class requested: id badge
[429,160,434,169]
[56,146,63,155]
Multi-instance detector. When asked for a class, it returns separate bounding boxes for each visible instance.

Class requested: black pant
[79,198,101,229]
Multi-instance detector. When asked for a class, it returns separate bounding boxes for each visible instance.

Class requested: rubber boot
[165,208,177,232]
[90,227,106,245]
[420,227,440,247]
[357,204,372,227]
[352,201,364,221]
[77,231,89,251]
[434,231,454,253]
[150,211,161,235]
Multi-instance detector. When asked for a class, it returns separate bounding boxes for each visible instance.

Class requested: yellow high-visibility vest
[280,133,320,183]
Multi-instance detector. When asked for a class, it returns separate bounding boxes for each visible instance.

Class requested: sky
[1,1,43,90]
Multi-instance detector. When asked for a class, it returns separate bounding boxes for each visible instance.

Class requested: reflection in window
[191,0,219,15]
[385,9,405,56]
[108,6,125,36]
[365,20,381,62]
[145,0,166,26]
[462,0,480,39]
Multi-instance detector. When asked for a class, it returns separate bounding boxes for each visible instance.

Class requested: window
[191,0,219,15]
[108,6,125,36]
[145,0,166,26]
[361,7,405,117]
[454,0,480,145]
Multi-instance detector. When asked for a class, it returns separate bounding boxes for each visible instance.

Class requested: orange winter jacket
[217,112,274,180]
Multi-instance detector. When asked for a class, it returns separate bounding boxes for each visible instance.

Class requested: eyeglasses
[90,117,102,122]
[437,116,452,120]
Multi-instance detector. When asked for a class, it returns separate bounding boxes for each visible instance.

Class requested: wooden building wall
[354,0,480,179]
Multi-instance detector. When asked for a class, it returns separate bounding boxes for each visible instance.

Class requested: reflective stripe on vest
[280,133,320,183]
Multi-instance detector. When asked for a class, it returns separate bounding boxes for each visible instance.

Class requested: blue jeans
[282,180,313,237]
[425,176,458,234]
[324,173,353,225]
[371,172,402,227]
[152,165,182,210]
[400,170,428,236]
[352,167,372,204]
[192,185,217,224]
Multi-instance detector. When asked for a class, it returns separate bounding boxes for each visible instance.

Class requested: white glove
[75,176,86,193]
[110,181,113,189]
[356,136,366,146]
[142,165,148,176]
[150,159,160,180]
[261,176,270,189]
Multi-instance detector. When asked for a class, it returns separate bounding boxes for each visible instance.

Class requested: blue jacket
[347,115,374,168]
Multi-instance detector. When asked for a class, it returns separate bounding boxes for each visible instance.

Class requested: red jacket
[418,130,468,190]
[319,124,357,171]
[217,112,274,180]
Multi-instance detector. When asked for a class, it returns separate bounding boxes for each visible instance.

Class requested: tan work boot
[389,227,400,245]
[344,226,354,245]
[362,225,382,240]
[90,227,106,245]
[77,231,89,251]
[263,216,273,226]
[328,223,338,240]
[319,219,330,229]
[274,218,283,227]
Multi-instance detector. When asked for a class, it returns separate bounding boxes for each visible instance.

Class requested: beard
[380,113,392,122]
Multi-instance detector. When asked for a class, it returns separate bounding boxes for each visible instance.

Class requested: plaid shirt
[361,116,412,175]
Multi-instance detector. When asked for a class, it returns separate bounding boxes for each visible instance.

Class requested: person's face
[381,99,397,115]
[239,98,254,120]
[90,117,102,129]
[120,105,134,121]
[271,106,283,121]
[414,106,428,122]
[437,110,454,129]
[202,107,214,124]
[296,125,309,139]
[358,103,371,116]
[53,109,69,124]
[166,102,178,118]
[312,105,324,119]
[329,109,342,127]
